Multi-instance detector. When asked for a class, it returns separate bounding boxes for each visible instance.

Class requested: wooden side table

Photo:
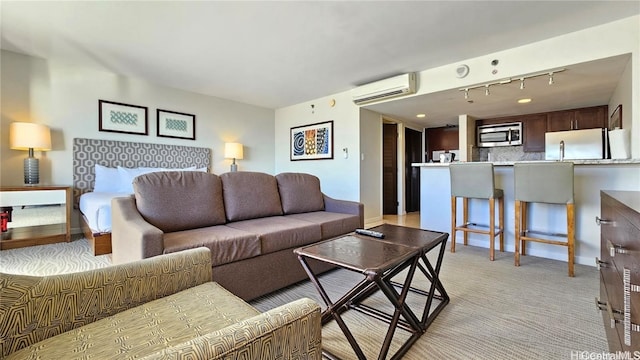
[0,185,72,250]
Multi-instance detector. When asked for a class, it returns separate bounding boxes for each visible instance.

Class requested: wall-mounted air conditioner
[351,73,417,105]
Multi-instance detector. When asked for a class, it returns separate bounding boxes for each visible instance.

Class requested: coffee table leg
[417,240,450,328]
[297,255,370,360]
[376,255,423,360]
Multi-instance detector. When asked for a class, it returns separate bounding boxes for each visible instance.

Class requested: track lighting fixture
[458,68,565,99]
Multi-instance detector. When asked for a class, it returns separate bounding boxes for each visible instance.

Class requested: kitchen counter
[414,160,639,267]
[412,158,640,167]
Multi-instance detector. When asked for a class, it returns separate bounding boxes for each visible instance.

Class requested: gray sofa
[111,171,363,300]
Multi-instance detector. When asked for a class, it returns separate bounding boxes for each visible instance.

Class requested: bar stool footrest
[456,223,504,237]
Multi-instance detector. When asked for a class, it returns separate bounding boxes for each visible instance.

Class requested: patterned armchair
[0,247,322,359]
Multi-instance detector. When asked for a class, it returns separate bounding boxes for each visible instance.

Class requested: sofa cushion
[226,216,322,254]
[287,211,361,239]
[220,172,283,221]
[133,171,226,233]
[5,282,259,360]
[163,225,261,266]
[276,172,325,214]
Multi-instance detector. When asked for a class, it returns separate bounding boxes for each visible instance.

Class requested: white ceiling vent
[351,73,417,105]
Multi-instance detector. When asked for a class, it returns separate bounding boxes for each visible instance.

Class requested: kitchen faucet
[559,140,565,161]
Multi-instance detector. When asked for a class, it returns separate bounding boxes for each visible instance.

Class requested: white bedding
[79,191,130,233]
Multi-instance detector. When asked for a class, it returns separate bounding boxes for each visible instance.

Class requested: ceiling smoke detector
[456,65,469,78]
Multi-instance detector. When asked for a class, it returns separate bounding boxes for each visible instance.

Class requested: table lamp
[9,122,52,185]
[224,142,243,172]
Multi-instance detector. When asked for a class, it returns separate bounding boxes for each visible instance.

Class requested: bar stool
[514,162,575,277]
[449,163,504,261]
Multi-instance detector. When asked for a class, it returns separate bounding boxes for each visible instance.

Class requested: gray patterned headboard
[73,138,211,207]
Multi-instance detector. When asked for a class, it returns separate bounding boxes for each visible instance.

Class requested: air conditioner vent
[351,73,417,105]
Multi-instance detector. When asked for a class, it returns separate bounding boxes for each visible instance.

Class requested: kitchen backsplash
[476,146,544,162]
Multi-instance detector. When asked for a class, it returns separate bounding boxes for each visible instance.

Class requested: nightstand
[0,185,72,250]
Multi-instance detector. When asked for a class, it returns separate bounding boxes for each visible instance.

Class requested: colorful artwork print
[290,121,333,160]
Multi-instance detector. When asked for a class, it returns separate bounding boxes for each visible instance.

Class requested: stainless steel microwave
[477,122,523,147]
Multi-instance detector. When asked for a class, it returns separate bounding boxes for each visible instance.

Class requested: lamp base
[24,157,40,185]
[230,163,238,172]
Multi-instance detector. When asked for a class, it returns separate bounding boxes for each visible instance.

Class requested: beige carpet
[0,237,607,359]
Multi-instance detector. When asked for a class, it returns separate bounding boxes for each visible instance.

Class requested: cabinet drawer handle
[623,268,640,346]
[606,302,623,329]
[608,239,630,257]
[595,257,608,270]
[595,216,613,226]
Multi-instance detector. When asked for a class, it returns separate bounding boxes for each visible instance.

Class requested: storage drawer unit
[0,186,71,250]
[597,190,640,352]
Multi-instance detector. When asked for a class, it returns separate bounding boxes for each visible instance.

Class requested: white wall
[274,91,360,202]
[408,15,639,157]
[0,50,275,187]
[359,108,382,223]
[276,16,640,222]
[0,50,275,230]
[609,55,632,137]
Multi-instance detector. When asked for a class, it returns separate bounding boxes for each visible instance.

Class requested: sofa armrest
[324,193,364,228]
[111,195,164,264]
[0,248,213,358]
[143,298,322,360]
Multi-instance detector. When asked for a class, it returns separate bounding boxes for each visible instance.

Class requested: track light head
[520,78,525,90]
[464,89,469,99]
[548,72,554,85]
[485,85,490,96]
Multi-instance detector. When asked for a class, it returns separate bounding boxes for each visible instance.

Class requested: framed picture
[609,104,622,130]
[290,120,333,161]
[99,100,148,135]
[157,109,196,140]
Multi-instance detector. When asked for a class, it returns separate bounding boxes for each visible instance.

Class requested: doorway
[382,123,397,215]
[405,127,421,212]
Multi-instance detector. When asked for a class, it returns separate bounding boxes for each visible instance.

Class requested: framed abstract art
[290,121,333,161]
[157,109,196,140]
[98,100,148,135]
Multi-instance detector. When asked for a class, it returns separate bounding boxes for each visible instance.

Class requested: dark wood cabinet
[598,190,640,353]
[576,106,607,129]
[547,105,607,132]
[522,114,547,152]
[546,111,574,132]
[424,126,459,161]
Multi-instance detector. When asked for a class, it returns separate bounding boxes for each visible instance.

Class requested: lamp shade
[224,142,244,159]
[10,122,52,151]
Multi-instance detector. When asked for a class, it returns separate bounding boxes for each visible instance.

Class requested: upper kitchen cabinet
[522,114,547,152]
[547,105,607,132]
[424,126,459,161]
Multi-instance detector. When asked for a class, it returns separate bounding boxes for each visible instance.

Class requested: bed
[73,138,211,255]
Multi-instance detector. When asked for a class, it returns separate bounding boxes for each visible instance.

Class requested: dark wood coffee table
[295,224,449,360]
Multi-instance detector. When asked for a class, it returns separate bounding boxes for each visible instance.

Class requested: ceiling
[2,1,638,128]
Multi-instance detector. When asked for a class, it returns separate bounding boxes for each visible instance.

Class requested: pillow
[93,165,121,193]
[276,173,324,214]
[220,172,283,221]
[133,171,226,232]
[118,166,198,193]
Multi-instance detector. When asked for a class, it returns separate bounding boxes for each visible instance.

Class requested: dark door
[405,128,422,212]
[383,123,397,215]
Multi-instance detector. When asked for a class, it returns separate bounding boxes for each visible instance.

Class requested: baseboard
[365,216,384,228]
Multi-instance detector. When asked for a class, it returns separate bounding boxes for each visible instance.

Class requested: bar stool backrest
[449,163,497,199]
[514,162,574,204]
